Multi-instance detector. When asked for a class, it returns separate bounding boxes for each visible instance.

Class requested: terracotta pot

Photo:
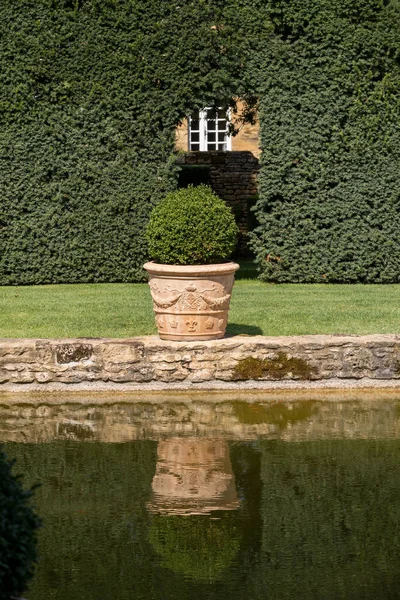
[143,261,239,341]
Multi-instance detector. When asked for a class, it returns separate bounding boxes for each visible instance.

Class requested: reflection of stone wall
[1,335,400,388]
[2,398,400,444]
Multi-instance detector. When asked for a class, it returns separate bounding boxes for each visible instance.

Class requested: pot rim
[143,261,240,277]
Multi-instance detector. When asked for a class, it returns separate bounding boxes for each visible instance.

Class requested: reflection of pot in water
[148,438,242,583]
[147,438,240,515]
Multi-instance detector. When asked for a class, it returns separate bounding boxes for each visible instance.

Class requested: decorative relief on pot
[169,317,178,329]
[155,315,164,329]
[150,286,181,309]
[201,292,231,310]
[150,282,231,312]
[186,320,198,332]
[144,261,239,341]
[204,318,214,330]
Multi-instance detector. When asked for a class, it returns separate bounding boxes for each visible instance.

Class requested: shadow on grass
[226,323,263,336]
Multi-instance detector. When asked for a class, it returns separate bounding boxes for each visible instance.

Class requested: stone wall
[177,150,259,253]
[1,335,400,390]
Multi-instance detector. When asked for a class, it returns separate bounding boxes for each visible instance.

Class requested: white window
[189,107,232,151]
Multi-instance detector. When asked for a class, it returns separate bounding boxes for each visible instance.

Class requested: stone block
[152,362,179,371]
[1,364,26,372]
[0,371,10,383]
[218,359,240,370]
[0,345,36,363]
[147,352,191,363]
[43,364,70,373]
[106,372,139,383]
[58,375,91,383]
[154,368,188,382]
[195,351,224,362]
[372,368,396,379]
[35,342,54,363]
[214,370,234,381]
[56,343,93,364]
[189,369,214,382]
[101,342,143,365]
[11,372,35,384]
[36,372,54,383]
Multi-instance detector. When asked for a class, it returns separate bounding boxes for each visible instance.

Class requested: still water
[2,395,400,600]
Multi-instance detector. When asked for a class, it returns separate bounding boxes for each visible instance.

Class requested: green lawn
[1,264,400,338]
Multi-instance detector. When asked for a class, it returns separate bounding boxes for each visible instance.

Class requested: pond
[2,394,400,600]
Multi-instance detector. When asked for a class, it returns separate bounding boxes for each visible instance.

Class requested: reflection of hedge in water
[4,440,261,600]
[0,447,40,600]
[5,442,157,600]
[252,440,400,599]
[11,439,400,599]
[149,514,241,583]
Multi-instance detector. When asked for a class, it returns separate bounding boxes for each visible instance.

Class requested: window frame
[188,107,232,152]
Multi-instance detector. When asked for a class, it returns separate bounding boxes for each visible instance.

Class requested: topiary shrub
[0,447,40,600]
[145,185,238,265]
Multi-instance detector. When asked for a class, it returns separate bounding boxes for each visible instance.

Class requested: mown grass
[1,263,400,338]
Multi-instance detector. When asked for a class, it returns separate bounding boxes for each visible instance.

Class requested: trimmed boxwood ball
[0,448,40,600]
[146,185,239,265]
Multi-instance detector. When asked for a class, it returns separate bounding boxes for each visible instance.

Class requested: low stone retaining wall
[1,334,400,391]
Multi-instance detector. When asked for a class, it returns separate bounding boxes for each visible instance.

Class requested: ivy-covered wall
[250,0,400,282]
[0,0,257,284]
[2,0,399,284]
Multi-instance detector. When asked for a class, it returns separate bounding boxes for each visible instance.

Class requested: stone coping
[1,334,400,392]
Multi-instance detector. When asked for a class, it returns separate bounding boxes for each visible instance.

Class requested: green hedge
[3,0,398,284]
[0,447,40,599]
[0,0,255,284]
[250,0,400,282]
